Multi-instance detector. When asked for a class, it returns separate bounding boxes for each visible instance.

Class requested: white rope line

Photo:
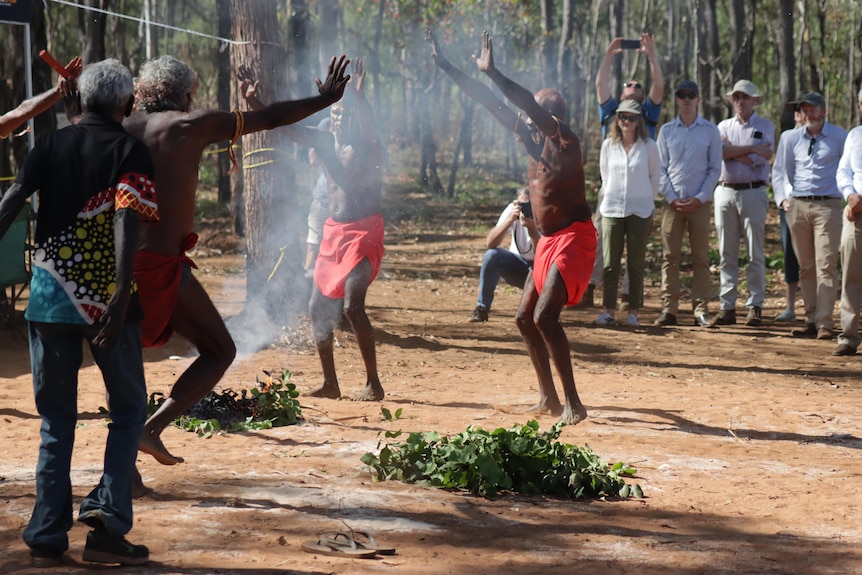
[48,0,252,48]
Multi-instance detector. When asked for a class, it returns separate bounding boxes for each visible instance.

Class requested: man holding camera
[580,34,665,309]
[469,187,539,322]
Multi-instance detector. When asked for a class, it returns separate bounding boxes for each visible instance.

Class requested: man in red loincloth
[239,59,386,401]
[428,29,594,424]
[120,54,350,479]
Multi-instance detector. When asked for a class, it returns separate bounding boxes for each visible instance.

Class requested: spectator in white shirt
[595,100,659,327]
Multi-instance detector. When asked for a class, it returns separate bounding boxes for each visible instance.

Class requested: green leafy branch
[145,370,302,437]
[361,420,643,500]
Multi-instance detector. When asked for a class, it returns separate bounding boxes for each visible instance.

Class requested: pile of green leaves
[360,420,642,500]
[146,371,302,437]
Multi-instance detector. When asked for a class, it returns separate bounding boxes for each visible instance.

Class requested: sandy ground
[2,197,862,574]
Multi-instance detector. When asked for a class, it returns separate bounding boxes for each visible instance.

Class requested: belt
[794,195,840,201]
[719,181,765,190]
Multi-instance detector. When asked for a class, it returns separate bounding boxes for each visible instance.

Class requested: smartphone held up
[620,39,641,50]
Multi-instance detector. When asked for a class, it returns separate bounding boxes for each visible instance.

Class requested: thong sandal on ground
[346,530,396,555]
[301,533,377,558]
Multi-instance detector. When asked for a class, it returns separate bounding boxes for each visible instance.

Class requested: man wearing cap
[596,34,664,139]
[710,80,774,327]
[654,80,722,327]
[582,34,665,309]
[772,91,847,340]
[832,88,862,356]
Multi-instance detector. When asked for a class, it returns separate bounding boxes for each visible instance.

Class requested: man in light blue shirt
[654,80,722,327]
[833,88,862,356]
[772,92,847,339]
[712,80,775,328]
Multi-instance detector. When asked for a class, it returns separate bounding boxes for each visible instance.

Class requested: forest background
[2,0,862,336]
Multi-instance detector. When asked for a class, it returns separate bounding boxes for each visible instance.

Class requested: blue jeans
[476,248,531,309]
[23,321,147,552]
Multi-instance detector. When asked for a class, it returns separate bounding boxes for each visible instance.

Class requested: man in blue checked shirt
[654,80,722,328]
[772,92,847,340]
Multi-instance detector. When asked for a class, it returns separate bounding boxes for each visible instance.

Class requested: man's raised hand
[236,64,260,102]
[475,30,495,73]
[316,55,351,102]
[349,59,367,98]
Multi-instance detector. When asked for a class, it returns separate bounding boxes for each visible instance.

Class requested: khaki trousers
[659,202,713,316]
[839,215,862,348]
[787,197,842,330]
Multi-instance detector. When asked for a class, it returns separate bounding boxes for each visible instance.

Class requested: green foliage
[361,420,642,500]
[381,407,404,421]
[146,370,302,437]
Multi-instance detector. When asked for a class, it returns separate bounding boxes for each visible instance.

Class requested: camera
[518,201,533,219]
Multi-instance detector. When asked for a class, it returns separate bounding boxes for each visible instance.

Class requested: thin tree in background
[777,0,796,130]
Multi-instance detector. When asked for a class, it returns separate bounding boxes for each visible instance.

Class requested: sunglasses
[676,92,697,100]
[623,82,642,89]
[617,114,638,123]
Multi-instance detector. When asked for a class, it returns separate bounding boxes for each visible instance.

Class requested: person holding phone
[468,187,539,323]
[580,34,664,310]
[710,80,774,328]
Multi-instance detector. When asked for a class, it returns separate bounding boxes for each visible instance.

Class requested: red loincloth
[313,214,385,299]
[134,233,198,348]
[532,220,597,306]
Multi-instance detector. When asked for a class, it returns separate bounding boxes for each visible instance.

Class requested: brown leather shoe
[791,323,817,338]
[833,343,857,356]
[816,328,834,340]
[709,309,736,327]
[653,312,677,326]
[744,306,762,327]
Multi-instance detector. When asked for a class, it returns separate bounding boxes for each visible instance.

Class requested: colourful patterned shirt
[15,113,158,325]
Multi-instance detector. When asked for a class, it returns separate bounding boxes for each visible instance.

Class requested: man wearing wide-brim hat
[710,79,775,328]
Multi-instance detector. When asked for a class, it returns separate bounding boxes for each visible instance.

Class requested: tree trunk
[318,0,339,72]
[217,0,232,206]
[78,0,109,64]
[777,0,797,130]
[557,0,575,111]
[540,0,557,88]
[231,1,305,328]
[287,0,312,98]
[730,0,752,81]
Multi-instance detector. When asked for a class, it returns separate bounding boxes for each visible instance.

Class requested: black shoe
[468,306,489,323]
[573,284,595,309]
[653,312,677,326]
[745,306,762,327]
[693,313,712,327]
[709,309,736,327]
[83,528,149,566]
[791,323,817,338]
[833,343,858,356]
[30,545,63,568]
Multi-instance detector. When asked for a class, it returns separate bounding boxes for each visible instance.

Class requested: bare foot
[354,384,384,401]
[308,384,341,399]
[525,401,563,417]
[132,467,153,499]
[558,403,588,425]
[139,430,184,465]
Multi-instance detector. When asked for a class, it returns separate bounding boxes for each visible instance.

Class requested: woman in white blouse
[595,99,660,327]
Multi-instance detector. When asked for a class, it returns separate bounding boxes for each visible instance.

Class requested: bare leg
[343,259,384,401]
[516,273,563,416]
[534,265,587,425]
[140,274,236,465]
[308,285,344,398]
